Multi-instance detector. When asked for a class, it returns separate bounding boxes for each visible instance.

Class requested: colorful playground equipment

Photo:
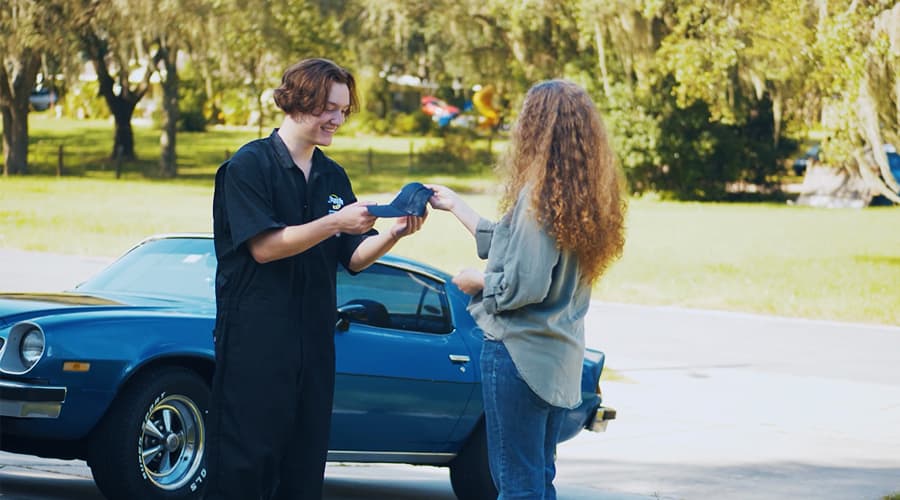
[420,84,501,129]
[472,84,500,129]
[420,96,460,127]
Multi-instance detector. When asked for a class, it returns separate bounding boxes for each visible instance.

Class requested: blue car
[792,144,820,176]
[0,234,615,500]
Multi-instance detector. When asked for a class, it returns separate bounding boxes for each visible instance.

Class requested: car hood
[0,292,170,327]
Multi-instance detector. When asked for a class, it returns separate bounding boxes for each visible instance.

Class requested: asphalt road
[1,249,898,500]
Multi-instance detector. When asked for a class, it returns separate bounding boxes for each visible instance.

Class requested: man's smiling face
[295,82,350,148]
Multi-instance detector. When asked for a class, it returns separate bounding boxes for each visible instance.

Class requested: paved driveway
[568,303,900,499]
[1,249,898,499]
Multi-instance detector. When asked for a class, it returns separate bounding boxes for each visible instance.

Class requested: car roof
[137,233,453,284]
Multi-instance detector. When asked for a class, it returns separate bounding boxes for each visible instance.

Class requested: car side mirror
[335,303,367,331]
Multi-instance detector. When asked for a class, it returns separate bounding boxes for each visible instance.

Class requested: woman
[429,79,626,499]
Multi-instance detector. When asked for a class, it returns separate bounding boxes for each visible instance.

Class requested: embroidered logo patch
[328,194,345,214]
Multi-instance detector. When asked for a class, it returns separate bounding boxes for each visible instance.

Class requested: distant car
[0,234,615,500]
[884,144,900,187]
[870,144,900,205]
[792,144,820,176]
[28,88,57,111]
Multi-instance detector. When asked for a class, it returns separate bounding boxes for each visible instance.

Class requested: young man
[204,58,424,500]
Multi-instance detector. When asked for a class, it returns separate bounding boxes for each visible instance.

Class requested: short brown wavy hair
[273,58,359,117]
[498,80,627,283]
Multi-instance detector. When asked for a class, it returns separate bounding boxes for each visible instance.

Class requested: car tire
[449,421,498,500]
[87,367,209,500]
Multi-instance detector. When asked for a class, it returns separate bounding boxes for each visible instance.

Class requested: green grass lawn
[3,116,899,326]
[23,115,500,194]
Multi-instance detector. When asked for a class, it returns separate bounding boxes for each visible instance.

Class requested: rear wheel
[449,422,497,500]
[87,368,209,500]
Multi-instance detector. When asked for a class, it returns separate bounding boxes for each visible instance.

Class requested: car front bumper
[587,406,616,432]
[0,379,66,418]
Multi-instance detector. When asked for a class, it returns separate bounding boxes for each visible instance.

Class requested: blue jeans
[481,339,566,500]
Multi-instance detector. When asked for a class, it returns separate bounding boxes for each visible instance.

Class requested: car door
[330,262,476,456]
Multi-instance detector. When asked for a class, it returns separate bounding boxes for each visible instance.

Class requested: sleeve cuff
[474,218,495,259]
[482,295,498,315]
[482,271,505,314]
[339,228,378,275]
[232,222,285,254]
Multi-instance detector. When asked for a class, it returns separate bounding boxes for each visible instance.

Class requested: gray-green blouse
[467,189,591,409]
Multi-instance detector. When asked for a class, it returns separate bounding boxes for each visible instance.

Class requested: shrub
[393,112,433,135]
[219,89,252,126]
[416,131,482,173]
[61,81,110,120]
[178,73,208,132]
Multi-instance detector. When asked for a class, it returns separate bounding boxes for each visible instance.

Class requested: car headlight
[0,323,47,374]
[20,328,45,369]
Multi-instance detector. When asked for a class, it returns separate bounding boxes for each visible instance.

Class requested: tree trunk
[2,105,11,176]
[2,99,31,175]
[856,81,900,195]
[854,151,900,204]
[594,20,612,97]
[110,101,137,162]
[159,55,179,178]
[0,51,41,175]
[257,90,264,139]
[771,88,783,150]
[81,31,154,163]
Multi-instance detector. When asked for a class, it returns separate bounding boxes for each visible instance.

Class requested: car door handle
[449,354,470,363]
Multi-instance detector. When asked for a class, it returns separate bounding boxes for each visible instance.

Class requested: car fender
[5,311,213,440]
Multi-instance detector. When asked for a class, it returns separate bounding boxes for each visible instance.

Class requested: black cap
[367,182,433,218]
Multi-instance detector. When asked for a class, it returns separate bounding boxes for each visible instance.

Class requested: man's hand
[332,201,377,234]
[389,212,427,239]
[452,268,485,295]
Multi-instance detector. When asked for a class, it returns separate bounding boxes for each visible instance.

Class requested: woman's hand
[426,184,481,237]
[452,268,485,295]
[426,184,458,211]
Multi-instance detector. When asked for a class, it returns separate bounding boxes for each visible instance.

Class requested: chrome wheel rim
[139,394,205,490]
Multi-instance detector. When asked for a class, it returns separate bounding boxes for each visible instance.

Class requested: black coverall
[204,130,370,500]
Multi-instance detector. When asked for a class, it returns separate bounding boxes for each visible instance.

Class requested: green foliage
[804,0,898,173]
[350,111,393,135]
[178,70,208,132]
[655,99,740,200]
[6,0,896,205]
[218,89,253,127]
[393,112,434,135]
[60,81,110,120]
[600,83,662,194]
[602,79,782,200]
[343,110,435,136]
[415,131,478,173]
[656,1,745,123]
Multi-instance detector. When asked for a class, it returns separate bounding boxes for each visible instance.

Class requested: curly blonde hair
[498,80,627,283]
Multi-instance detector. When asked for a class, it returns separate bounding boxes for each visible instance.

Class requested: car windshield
[77,238,216,302]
